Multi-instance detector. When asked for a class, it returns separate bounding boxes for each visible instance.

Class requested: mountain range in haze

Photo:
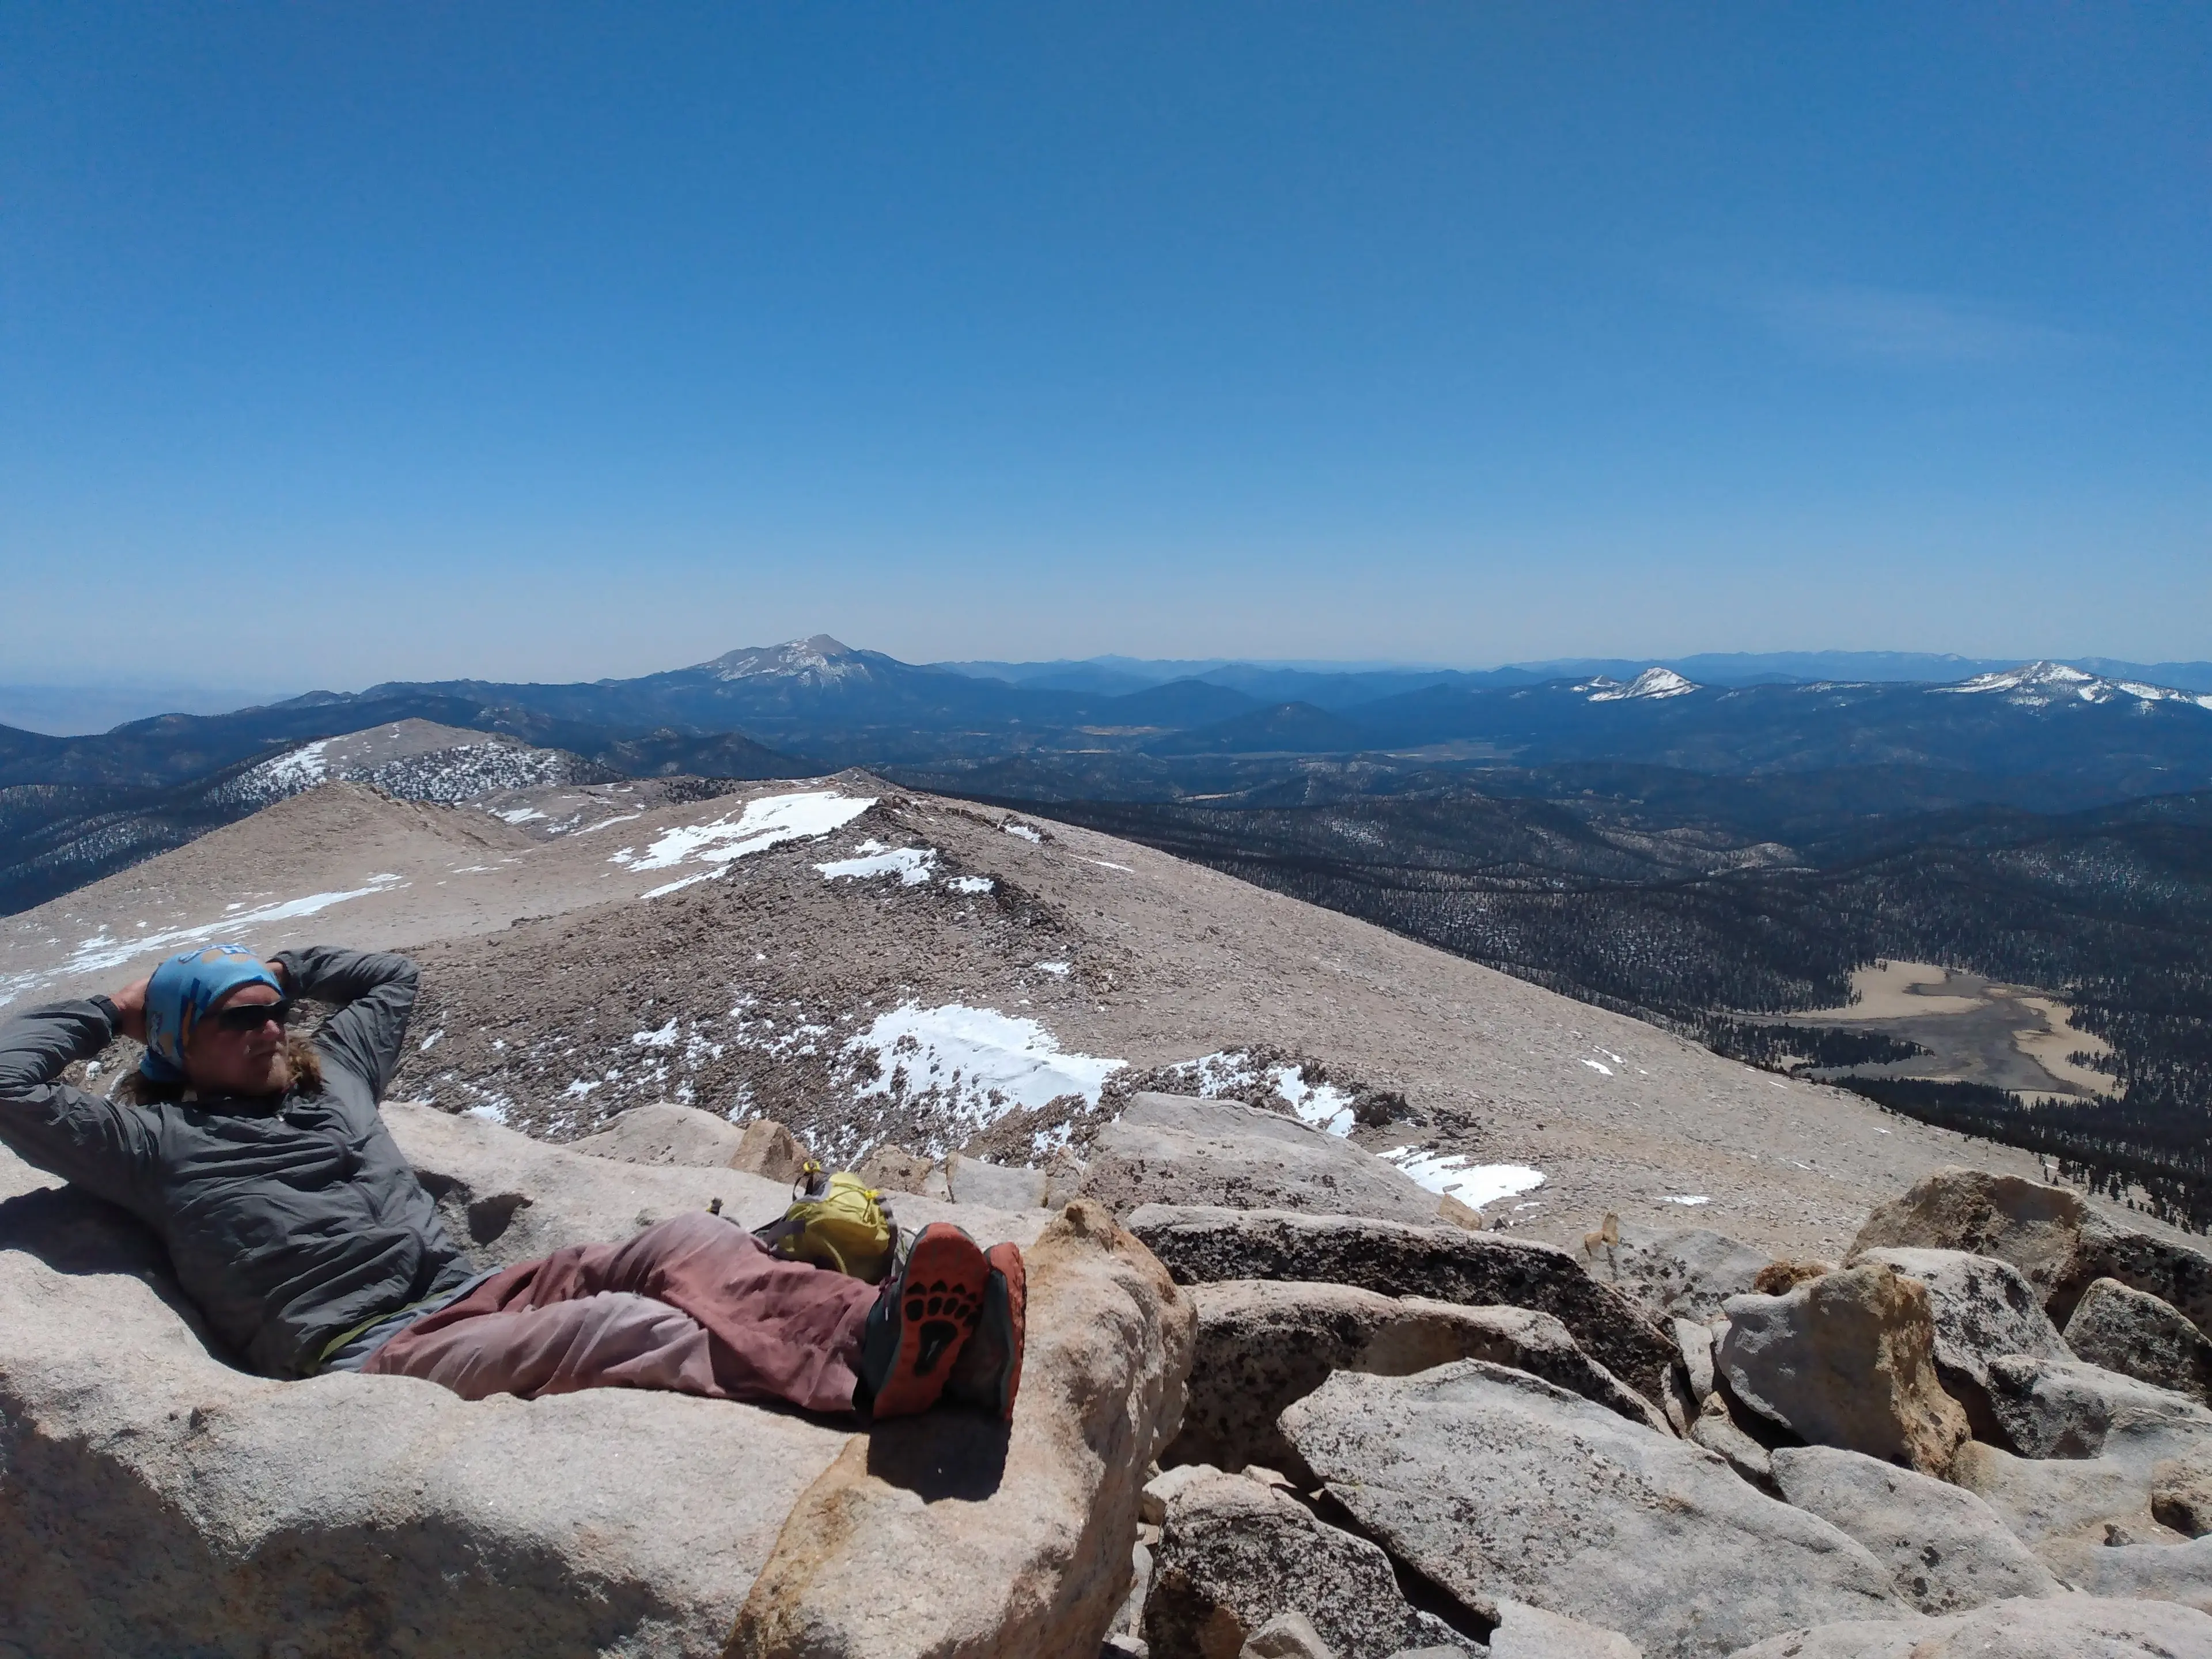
[12,635,2211,779]
[941,648,2212,700]
[9,643,2211,739]
[7,635,2210,799]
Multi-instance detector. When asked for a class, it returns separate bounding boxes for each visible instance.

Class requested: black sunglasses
[210,999,293,1034]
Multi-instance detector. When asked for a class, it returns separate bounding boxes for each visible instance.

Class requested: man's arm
[0,999,157,1206]
[271,946,419,1098]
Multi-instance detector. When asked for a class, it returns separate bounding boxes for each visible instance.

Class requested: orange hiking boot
[945,1241,1026,1422]
[855,1222,988,1419]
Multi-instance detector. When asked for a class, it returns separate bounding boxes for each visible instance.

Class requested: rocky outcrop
[1949,1388,2212,1557]
[1979,1351,2212,1461]
[1673,1317,1717,1405]
[1717,1264,1970,1476]
[0,1187,849,1657]
[1078,1093,1446,1226]
[1852,1169,2099,1309]
[1142,1465,1464,1659]
[569,1099,753,1165]
[0,1115,1186,1659]
[0,1120,839,1657]
[1579,1224,1771,1321]
[1853,1247,2070,1438]
[2089,1238,2212,1347]
[1171,1279,1666,1471]
[1720,1594,2212,1659]
[2154,1444,2212,1536]
[1488,1600,1641,1658]
[1129,1205,1678,1401]
[944,1151,1051,1210]
[732,1118,815,1183]
[853,1143,933,1195]
[1242,1610,1339,1659]
[732,1199,1197,1659]
[1766,1446,2059,1613]
[2035,1532,2212,1614]
[1690,1394,1779,1489]
[1953,1437,2134,1537]
[1753,1260,1835,1294]
[1851,1166,2212,1331]
[1279,1361,1904,1659]
[35,1095,2212,1658]
[565,1101,813,1183]
[2065,1277,2212,1405]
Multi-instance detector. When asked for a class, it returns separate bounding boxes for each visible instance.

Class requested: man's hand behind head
[109,976,150,1043]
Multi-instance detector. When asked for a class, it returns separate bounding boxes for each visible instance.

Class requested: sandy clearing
[1791,960,2116,1101]
[2010,995,2119,1096]
[1802,960,1986,1020]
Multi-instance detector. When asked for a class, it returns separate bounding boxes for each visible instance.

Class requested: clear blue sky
[4,3,2207,689]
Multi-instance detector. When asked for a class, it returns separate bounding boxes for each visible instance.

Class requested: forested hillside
[1025,785,2212,1226]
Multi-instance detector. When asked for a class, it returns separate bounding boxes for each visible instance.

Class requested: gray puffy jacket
[0,945,472,1377]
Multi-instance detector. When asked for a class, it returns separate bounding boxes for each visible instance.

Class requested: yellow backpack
[753,1162,898,1283]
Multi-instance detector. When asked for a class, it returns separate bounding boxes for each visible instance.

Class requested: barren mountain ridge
[0,770,2078,1259]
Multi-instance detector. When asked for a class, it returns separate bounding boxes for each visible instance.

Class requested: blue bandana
[140,944,283,1083]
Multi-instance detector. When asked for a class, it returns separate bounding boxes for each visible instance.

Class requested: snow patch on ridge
[1381,1147,1547,1209]
[1140,1048,1363,1137]
[816,841,937,885]
[612,790,875,882]
[225,734,591,810]
[1159,1050,1271,1099]
[1270,1063,1357,1136]
[844,1002,1122,1135]
[252,740,331,793]
[0,874,408,1009]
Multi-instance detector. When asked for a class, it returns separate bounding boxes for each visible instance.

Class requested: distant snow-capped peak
[1581,666,1700,703]
[1947,661,2094,696]
[1938,661,2212,710]
[702,635,870,683]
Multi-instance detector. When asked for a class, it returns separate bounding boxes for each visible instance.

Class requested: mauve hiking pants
[361,1210,877,1414]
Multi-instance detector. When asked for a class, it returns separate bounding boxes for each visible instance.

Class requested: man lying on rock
[0,943,1023,1422]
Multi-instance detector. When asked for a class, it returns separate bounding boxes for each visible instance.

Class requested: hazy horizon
[10,638,2212,738]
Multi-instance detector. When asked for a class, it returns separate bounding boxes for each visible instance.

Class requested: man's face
[183,981,293,1097]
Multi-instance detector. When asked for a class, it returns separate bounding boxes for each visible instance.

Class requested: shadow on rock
[0,1184,243,1368]
[0,1184,165,1274]
[865,1410,1011,1501]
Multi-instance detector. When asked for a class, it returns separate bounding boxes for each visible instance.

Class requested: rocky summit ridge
[6,775,2212,1656]
[0,770,2103,1257]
